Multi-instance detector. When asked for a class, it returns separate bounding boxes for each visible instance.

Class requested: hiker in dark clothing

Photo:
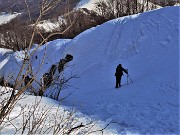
[115,64,128,88]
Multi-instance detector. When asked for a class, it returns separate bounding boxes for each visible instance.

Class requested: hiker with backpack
[115,64,128,88]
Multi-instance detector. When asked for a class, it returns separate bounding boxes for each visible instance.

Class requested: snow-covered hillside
[0,7,179,134]
[0,86,115,134]
[0,12,19,25]
[76,0,101,10]
[37,17,66,32]
[76,0,162,11]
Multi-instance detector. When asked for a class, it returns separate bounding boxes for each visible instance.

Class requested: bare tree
[0,19,32,51]
[0,0,74,126]
[0,1,128,134]
[94,0,160,21]
[0,90,120,134]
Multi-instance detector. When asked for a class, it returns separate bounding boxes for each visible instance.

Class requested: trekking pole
[127,74,128,85]
[126,69,128,85]
[127,74,133,83]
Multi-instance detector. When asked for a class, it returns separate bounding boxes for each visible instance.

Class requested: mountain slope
[60,6,179,134]
[0,12,19,25]
[76,0,162,10]
[0,7,179,134]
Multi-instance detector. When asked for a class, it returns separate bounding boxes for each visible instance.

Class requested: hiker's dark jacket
[115,65,128,77]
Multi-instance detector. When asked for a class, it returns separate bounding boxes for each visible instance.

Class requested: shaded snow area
[0,7,179,134]
[0,12,19,25]
[0,87,115,134]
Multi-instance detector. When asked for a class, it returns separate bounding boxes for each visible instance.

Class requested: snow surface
[37,20,60,32]
[37,17,66,32]
[0,87,116,134]
[0,12,19,25]
[76,0,102,10]
[0,7,179,134]
[175,3,180,6]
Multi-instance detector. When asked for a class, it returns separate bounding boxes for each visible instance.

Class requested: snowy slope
[0,87,116,134]
[37,17,66,32]
[0,7,179,134]
[60,7,179,134]
[0,12,19,25]
[76,0,102,10]
[37,20,60,32]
